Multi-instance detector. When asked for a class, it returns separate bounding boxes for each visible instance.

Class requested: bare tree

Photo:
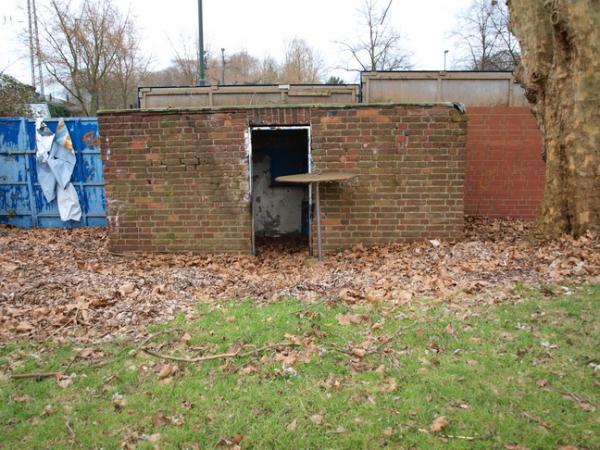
[147,43,281,86]
[338,0,412,72]
[256,56,279,84]
[225,51,262,84]
[168,33,200,85]
[37,0,133,115]
[452,0,520,71]
[102,22,151,109]
[279,38,323,83]
[146,38,322,87]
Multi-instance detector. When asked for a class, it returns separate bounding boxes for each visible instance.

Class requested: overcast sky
[1,0,473,91]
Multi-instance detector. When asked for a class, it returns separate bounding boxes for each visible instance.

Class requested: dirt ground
[1,217,599,343]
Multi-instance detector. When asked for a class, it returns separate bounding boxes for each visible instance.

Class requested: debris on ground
[1,217,598,342]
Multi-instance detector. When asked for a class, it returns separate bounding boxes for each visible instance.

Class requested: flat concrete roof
[97,102,463,116]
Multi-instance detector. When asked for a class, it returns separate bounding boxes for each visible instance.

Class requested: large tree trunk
[508,0,599,236]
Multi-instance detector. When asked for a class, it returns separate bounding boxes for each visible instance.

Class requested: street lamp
[197,0,205,86]
[221,48,225,85]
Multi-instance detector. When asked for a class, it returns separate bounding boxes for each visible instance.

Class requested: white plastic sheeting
[35,118,82,221]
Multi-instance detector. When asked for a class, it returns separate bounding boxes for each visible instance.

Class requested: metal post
[32,0,44,97]
[220,48,225,85]
[26,0,36,89]
[315,181,322,261]
[197,0,205,86]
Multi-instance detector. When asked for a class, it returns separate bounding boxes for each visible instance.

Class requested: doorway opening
[249,126,311,256]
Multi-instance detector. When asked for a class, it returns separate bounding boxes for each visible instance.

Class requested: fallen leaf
[430,416,449,433]
[575,402,596,412]
[15,321,34,333]
[445,323,458,338]
[145,433,161,443]
[151,284,165,295]
[239,365,258,375]
[112,393,127,411]
[158,364,178,379]
[119,282,135,296]
[287,418,298,431]
[12,394,32,403]
[56,375,72,389]
[322,373,342,391]
[375,364,386,376]
[3,262,20,272]
[153,411,169,427]
[230,434,243,444]
[336,312,369,326]
[217,435,243,448]
[380,377,398,393]
[310,414,323,425]
[78,348,96,359]
[352,348,366,358]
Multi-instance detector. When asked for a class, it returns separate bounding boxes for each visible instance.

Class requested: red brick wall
[99,104,467,254]
[465,106,545,219]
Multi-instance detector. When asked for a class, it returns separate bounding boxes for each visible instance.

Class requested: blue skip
[0,117,107,228]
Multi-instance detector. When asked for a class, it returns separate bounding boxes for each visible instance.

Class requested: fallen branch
[417,428,480,441]
[522,412,552,430]
[439,434,478,441]
[11,371,61,380]
[292,297,329,316]
[45,317,76,341]
[129,330,172,357]
[142,342,292,363]
[143,348,239,363]
[372,322,419,354]
[409,424,485,441]
[65,419,76,444]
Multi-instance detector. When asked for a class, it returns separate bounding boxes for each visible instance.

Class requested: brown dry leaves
[430,416,449,433]
[1,217,599,342]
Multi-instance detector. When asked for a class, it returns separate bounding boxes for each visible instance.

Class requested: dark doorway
[250,127,310,255]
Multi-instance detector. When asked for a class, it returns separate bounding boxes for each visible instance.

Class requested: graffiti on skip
[83,131,101,148]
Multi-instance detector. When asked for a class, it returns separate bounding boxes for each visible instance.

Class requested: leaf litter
[1,216,598,343]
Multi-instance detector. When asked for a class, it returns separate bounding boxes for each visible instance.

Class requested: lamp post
[220,48,225,85]
[197,0,205,86]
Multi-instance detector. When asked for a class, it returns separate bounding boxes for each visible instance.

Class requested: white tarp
[35,118,82,222]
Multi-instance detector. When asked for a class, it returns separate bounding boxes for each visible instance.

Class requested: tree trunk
[508,0,600,236]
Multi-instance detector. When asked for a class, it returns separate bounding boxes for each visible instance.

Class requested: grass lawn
[1,285,598,449]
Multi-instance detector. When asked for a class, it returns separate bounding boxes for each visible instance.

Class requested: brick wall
[465,107,545,219]
[99,104,467,254]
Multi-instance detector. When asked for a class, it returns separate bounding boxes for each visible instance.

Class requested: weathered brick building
[98,104,467,255]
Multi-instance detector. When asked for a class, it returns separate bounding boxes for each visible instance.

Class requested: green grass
[1,285,599,449]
